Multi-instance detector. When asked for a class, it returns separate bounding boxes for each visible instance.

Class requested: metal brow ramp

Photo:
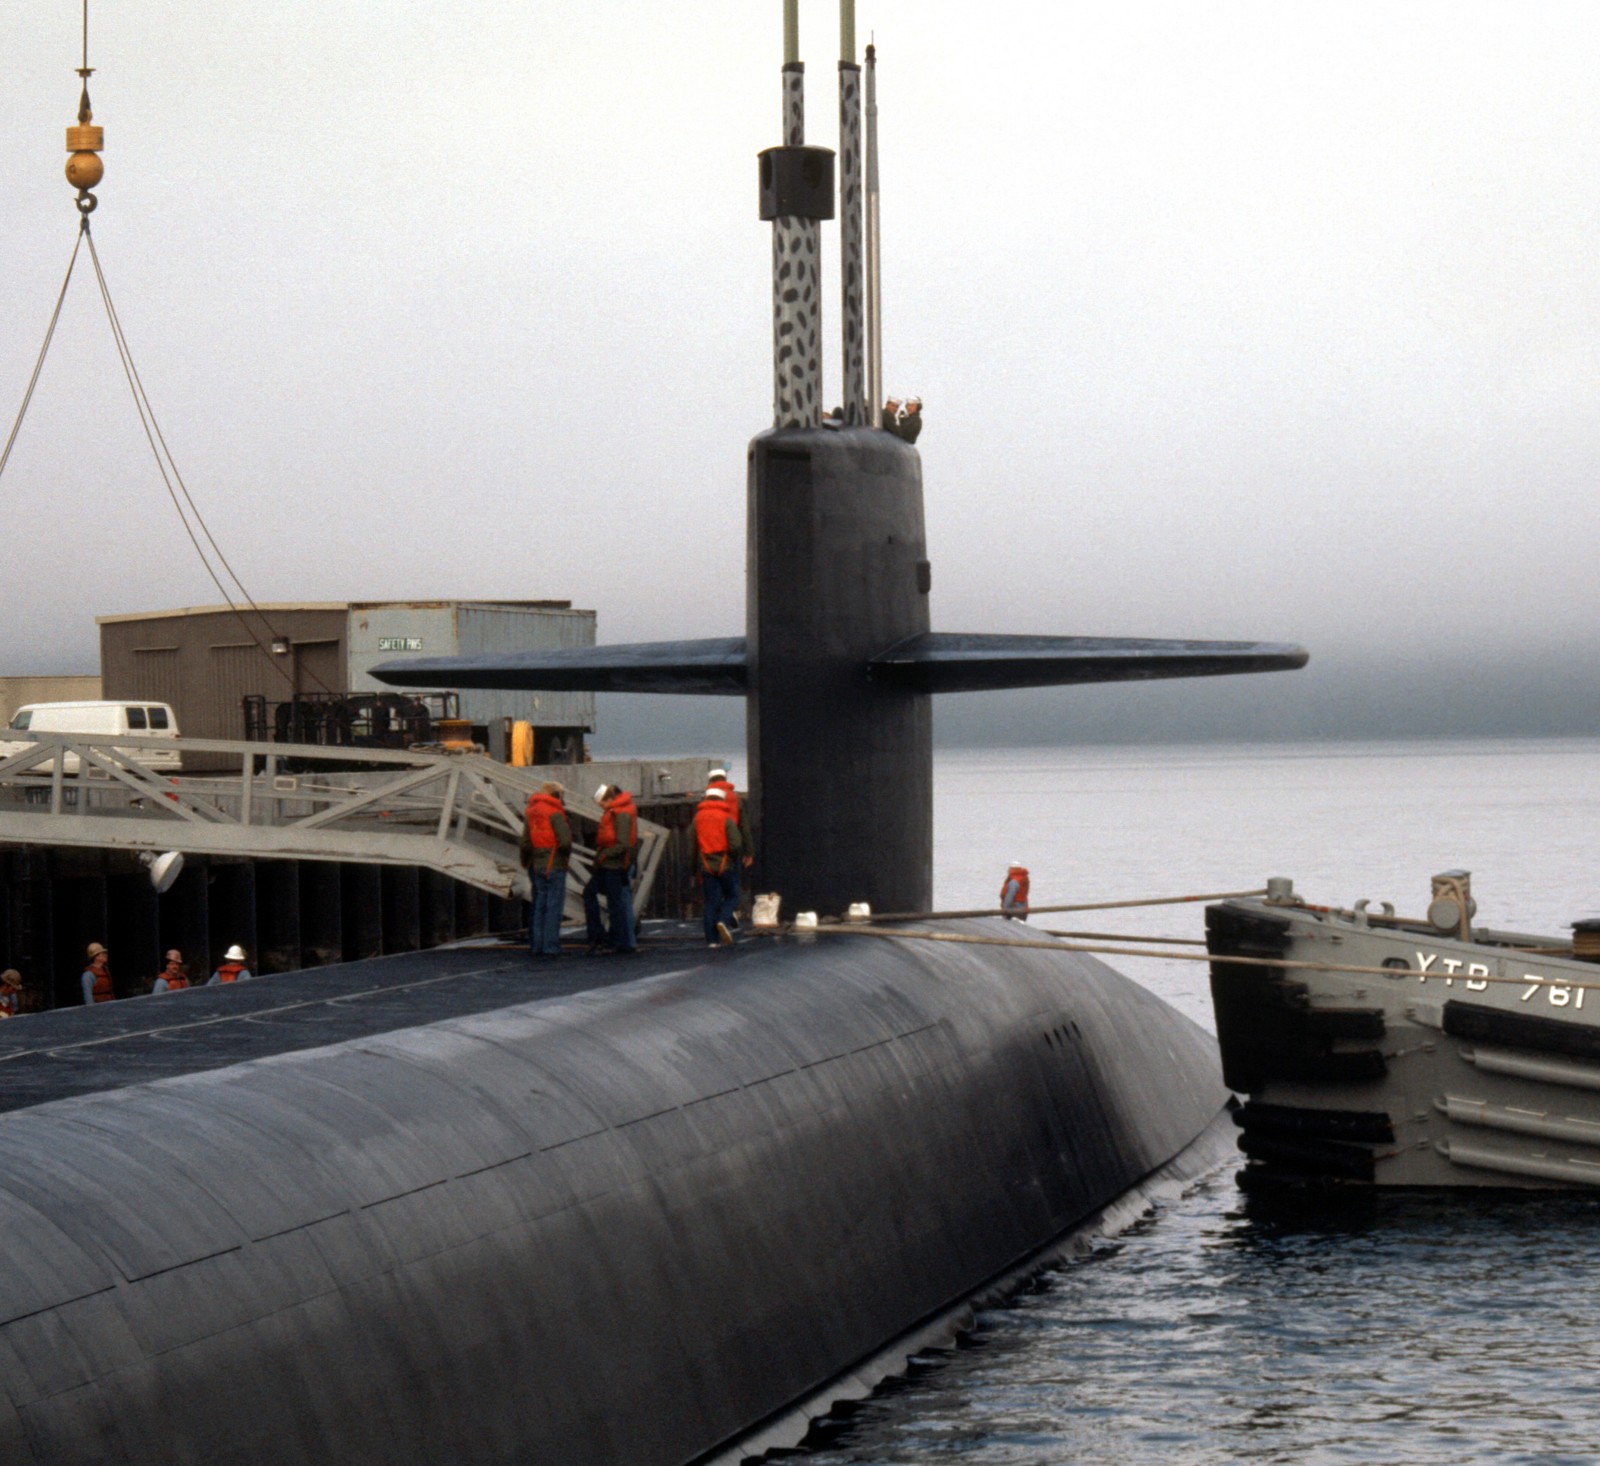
[0,735,667,918]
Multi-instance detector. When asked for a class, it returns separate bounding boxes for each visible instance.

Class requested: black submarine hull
[0,929,1224,1464]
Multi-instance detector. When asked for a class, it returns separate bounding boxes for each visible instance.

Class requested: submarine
[0,7,1307,1463]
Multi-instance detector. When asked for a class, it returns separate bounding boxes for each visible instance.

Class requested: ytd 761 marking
[1414,951,1587,1009]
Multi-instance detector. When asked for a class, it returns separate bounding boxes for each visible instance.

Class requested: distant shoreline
[591,730,1600,760]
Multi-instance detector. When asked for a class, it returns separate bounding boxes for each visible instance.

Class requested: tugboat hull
[1209,889,1600,1189]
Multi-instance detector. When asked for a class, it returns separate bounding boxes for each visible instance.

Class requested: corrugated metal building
[99,601,596,758]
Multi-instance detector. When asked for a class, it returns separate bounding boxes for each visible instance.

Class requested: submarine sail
[371,7,1304,919]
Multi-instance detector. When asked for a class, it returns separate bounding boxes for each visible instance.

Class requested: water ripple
[796,741,1600,1464]
[798,1176,1600,1464]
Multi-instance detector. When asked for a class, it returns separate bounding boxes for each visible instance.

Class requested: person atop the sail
[885,395,922,443]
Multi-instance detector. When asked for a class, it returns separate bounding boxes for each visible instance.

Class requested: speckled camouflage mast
[837,7,865,424]
[770,13,824,428]
[783,59,805,149]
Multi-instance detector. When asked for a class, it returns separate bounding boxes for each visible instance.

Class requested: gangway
[0,734,669,922]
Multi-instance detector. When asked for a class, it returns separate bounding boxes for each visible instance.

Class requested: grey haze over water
[3,3,1600,721]
[591,643,1600,756]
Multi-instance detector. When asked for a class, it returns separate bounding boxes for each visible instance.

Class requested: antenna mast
[837,2,865,424]
[864,42,883,428]
[759,1,834,427]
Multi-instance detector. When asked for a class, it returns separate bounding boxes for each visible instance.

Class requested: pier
[0,733,713,1007]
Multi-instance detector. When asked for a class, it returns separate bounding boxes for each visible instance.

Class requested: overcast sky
[2,2,1598,744]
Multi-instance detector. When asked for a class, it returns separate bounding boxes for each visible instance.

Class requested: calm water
[797,737,1600,1465]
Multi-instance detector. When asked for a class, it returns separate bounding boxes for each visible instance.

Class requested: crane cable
[0,229,83,482]
[0,0,341,701]
[79,222,308,690]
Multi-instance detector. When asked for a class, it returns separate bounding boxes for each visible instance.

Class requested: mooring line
[803,924,1600,991]
[865,887,1268,924]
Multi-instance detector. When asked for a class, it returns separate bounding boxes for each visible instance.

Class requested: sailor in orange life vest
[0,968,23,1018]
[583,784,639,955]
[81,943,114,1005]
[706,766,754,928]
[1001,863,1030,921]
[692,787,744,947]
[208,945,254,984]
[152,950,191,993]
[706,768,754,868]
[521,781,573,958]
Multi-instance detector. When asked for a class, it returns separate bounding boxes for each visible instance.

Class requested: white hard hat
[595,784,611,802]
[709,767,728,780]
[704,787,726,800]
[224,944,246,962]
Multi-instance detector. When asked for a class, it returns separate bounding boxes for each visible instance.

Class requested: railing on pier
[0,734,668,920]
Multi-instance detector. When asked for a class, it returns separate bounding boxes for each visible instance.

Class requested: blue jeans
[702,868,739,944]
[529,867,567,957]
[583,866,636,952]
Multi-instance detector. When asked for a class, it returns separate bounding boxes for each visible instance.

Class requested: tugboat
[1209,872,1600,1188]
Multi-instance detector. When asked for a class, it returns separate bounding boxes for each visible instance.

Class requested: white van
[0,701,183,775]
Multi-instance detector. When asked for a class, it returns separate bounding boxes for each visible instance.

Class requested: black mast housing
[748,427,931,913]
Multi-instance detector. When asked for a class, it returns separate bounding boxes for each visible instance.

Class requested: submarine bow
[0,932,1227,1465]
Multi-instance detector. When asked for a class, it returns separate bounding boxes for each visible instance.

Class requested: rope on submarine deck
[798,924,1600,992]
[866,887,1271,923]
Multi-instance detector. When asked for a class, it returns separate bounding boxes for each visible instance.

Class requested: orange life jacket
[708,776,740,823]
[1001,867,1030,908]
[89,964,113,1002]
[525,791,565,848]
[596,791,639,854]
[162,972,190,991]
[0,991,18,1018]
[693,797,733,873]
[215,962,245,984]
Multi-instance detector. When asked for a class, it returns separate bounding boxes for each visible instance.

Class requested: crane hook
[65,0,103,217]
